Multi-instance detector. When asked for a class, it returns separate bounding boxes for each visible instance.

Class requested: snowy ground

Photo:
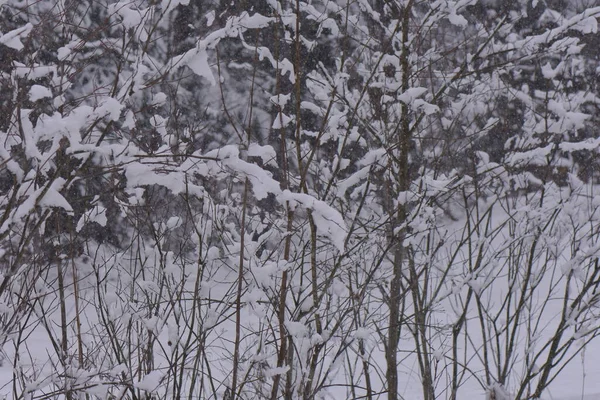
[3,278,600,399]
[2,189,600,399]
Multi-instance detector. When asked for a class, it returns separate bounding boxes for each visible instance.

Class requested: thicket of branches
[2,0,600,399]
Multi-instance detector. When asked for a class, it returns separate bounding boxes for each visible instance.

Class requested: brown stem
[230,178,249,400]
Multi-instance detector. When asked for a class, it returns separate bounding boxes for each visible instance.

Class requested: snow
[248,143,277,166]
[76,204,108,232]
[0,23,33,50]
[151,91,168,106]
[125,163,187,195]
[397,87,428,104]
[165,216,182,229]
[284,320,308,338]
[135,370,164,392]
[572,16,598,35]
[354,327,372,340]
[560,138,600,152]
[5,1,600,400]
[109,2,143,29]
[413,98,440,115]
[13,62,56,79]
[4,157,600,400]
[269,93,291,108]
[239,12,272,29]
[272,112,293,129]
[28,85,52,101]
[185,48,216,85]
[447,11,468,27]
[205,10,215,27]
[280,190,347,252]
[541,61,565,79]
